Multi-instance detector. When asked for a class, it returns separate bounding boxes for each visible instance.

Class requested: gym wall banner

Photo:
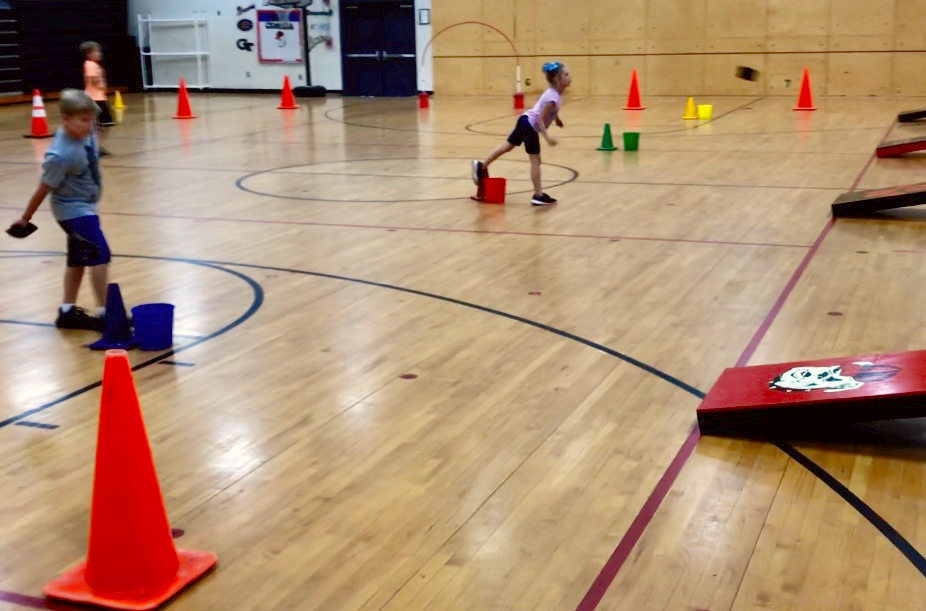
[256,9,304,63]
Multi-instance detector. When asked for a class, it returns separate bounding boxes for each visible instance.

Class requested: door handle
[382,53,415,59]
[345,52,381,59]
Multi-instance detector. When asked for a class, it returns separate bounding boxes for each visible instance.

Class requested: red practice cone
[23,89,52,139]
[793,68,816,111]
[278,76,299,110]
[417,91,429,109]
[173,79,197,119]
[623,69,645,110]
[513,92,524,110]
[44,350,216,610]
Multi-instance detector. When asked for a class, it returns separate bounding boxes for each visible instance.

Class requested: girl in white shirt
[472,62,571,206]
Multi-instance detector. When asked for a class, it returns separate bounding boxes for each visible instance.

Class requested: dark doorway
[340,0,416,96]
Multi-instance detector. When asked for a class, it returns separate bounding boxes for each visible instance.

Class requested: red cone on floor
[173,79,197,119]
[623,69,645,110]
[278,76,299,110]
[43,350,216,610]
[23,90,52,139]
[793,68,816,111]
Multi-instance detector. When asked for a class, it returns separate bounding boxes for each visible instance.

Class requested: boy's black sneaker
[471,160,486,186]
[531,193,557,206]
[55,307,104,331]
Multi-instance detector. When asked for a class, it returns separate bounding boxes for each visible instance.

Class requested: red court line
[575,426,700,611]
[0,206,810,250]
[574,121,895,610]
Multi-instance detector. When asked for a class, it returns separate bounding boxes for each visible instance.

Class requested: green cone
[597,123,618,151]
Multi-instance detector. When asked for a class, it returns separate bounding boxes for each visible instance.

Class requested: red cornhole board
[697,350,926,437]
[831,182,926,217]
[876,136,926,158]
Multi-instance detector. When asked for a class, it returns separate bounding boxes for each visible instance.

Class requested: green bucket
[623,132,640,151]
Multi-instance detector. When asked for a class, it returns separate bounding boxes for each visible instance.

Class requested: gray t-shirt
[41,127,101,221]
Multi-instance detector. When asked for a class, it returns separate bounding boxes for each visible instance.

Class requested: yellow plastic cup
[697,104,713,120]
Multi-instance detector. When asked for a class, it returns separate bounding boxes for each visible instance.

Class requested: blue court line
[0,319,204,341]
[0,254,264,430]
[2,250,923,585]
[14,421,58,430]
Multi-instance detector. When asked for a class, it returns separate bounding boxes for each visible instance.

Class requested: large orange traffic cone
[23,89,52,139]
[173,79,197,119]
[277,75,299,110]
[44,350,216,610]
[793,68,816,111]
[623,69,645,110]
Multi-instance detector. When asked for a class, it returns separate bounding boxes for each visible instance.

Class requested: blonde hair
[58,89,99,116]
[79,41,101,58]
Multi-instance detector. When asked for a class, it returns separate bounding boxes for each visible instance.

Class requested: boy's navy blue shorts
[507,115,541,155]
[58,215,111,267]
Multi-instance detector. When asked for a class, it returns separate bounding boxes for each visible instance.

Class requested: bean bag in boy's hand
[6,221,37,239]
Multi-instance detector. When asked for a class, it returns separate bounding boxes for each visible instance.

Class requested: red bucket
[483,177,506,204]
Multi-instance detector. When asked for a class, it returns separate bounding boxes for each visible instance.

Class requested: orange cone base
[172,114,197,120]
[623,105,645,110]
[277,104,299,110]
[23,134,52,139]
[793,105,816,111]
[44,549,217,611]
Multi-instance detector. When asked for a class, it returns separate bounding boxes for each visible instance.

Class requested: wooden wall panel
[827,53,892,95]
[830,0,893,35]
[892,53,926,95]
[767,0,829,37]
[589,0,645,41]
[432,0,917,97]
[705,0,768,39]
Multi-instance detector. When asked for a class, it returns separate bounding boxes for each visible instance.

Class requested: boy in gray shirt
[12,89,111,330]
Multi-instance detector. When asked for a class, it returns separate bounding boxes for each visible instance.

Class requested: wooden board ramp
[876,135,926,158]
[697,350,926,438]
[831,182,926,216]
[898,108,926,123]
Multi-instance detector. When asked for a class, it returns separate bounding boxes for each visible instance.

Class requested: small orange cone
[173,79,197,119]
[44,350,216,610]
[793,68,816,111]
[623,69,645,110]
[417,91,429,109]
[23,89,52,139]
[277,76,299,110]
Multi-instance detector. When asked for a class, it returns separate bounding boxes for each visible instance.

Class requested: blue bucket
[131,303,174,351]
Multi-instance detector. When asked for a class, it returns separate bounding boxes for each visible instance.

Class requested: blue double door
[341,0,416,96]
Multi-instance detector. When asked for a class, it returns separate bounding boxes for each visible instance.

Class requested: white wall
[414,0,432,92]
[306,0,342,91]
[128,0,342,90]
[128,0,432,93]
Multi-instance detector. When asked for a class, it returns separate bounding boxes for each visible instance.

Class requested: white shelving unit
[138,13,210,90]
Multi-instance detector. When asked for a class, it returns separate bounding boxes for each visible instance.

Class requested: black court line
[235,156,580,203]
[0,253,264,430]
[2,249,924,605]
[197,257,926,592]
[775,441,926,576]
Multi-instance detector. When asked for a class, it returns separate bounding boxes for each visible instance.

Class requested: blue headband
[542,61,562,74]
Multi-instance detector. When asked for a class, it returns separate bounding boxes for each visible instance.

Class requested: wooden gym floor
[1,91,926,610]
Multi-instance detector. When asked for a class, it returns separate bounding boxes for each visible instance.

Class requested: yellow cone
[113,91,125,110]
[682,97,697,119]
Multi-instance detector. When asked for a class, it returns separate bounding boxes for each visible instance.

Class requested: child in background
[80,40,113,156]
[472,62,571,206]
[10,90,110,330]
